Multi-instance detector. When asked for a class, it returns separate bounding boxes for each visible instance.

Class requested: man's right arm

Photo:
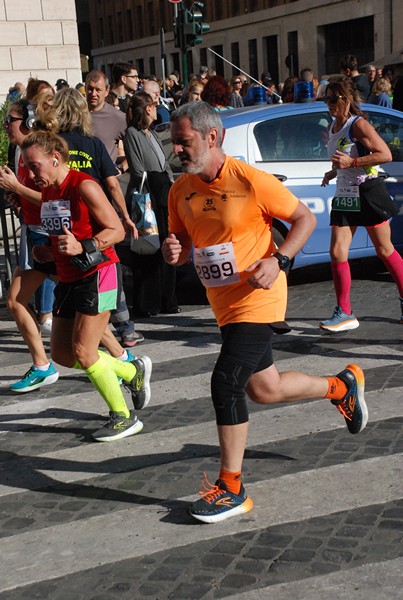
[162,232,192,266]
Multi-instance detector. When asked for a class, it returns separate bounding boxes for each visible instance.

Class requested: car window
[367,111,403,161]
[253,111,332,161]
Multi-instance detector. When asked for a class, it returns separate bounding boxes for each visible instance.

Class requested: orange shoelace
[335,400,352,421]
[198,472,224,503]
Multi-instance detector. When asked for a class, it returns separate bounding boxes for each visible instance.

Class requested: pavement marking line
[224,557,403,600]
[1,344,402,421]
[2,337,402,387]
[0,333,222,382]
[0,453,402,592]
[0,386,401,496]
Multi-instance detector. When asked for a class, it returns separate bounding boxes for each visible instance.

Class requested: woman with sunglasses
[229,76,244,108]
[321,77,403,330]
[0,100,59,392]
[20,130,151,442]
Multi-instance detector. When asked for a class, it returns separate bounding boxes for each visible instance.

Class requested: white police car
[219,101,403,268]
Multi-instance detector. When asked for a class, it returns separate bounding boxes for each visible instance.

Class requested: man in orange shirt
[162,102,368,524]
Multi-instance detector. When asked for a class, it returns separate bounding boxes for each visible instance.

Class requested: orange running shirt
[168,156,300,327]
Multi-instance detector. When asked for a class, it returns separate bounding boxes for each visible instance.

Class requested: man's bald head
[142,80,160,102]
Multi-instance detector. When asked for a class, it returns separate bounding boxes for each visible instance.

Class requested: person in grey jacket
[124,92,180,317]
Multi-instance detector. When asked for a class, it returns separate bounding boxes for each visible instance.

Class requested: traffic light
[189,2,209,46]
[178,2,209,49]
[174,2,209,50]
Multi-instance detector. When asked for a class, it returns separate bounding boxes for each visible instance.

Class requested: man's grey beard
[181,153,210,175]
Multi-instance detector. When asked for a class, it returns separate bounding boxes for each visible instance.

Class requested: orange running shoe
[331,364,368,434]
[189,473,254,524]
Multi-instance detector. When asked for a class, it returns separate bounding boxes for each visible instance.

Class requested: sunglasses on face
[3,115,23,126]
[234,80,241,84]
[323,95,341,105]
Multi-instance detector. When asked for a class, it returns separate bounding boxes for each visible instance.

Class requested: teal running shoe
[10,363,59,393]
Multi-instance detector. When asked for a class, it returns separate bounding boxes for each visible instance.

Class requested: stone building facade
[88,0,403,84]
[0,0,82,102]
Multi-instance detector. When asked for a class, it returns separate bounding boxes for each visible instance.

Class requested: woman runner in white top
[320,77,403,330]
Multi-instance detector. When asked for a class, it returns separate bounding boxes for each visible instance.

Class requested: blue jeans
[35,278,56,315]
[109,262,135,337]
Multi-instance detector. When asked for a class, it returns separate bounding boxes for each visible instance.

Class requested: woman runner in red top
[21,130,152,442]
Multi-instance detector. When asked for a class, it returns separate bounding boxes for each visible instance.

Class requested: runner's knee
[211,358,253,426]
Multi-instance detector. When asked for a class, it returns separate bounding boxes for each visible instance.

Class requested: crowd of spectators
[2,56,403,341]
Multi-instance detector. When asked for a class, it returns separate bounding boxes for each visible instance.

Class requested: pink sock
[382,250,403,297]
[331,261,352,314]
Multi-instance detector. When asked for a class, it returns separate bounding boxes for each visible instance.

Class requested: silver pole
[160,28,167,97]
[207,47,282,100]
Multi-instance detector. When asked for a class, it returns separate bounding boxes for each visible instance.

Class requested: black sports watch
[273,252,291,271]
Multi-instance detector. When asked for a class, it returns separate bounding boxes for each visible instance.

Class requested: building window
[263,35,279,84]
[116,12,122,43]
[287,31,299,77]
[148,2,155,36]
[107,15,114,45]
[126,9,133,40]
[211,44,224,75]
[231,42,240,75]
[172,52,180,74]
[160,2,168,31]
[98,17,104,46]
[186,50,194,77]
[149,56,156,76]
[214,0,223,20]
[322,16,374,74]
[200,47,208,69]
[231,0,241,17]
[135,6,143,38]
[248,39,258,80]
[137,58,145,74]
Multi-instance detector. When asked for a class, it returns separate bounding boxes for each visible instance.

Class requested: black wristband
[71,238,109,272]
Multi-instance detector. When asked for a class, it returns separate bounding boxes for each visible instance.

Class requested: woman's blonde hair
[21,130,70,163]
[35,87,93,136]
[371,77,392,97]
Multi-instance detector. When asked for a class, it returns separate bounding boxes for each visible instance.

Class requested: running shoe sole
[320,318,359,332]
[10,372,60,393]
[138,355,152,409]
[190,496,254,524]
[125,356,152,410]
[93,418,144,442]
[344,363,368,433]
